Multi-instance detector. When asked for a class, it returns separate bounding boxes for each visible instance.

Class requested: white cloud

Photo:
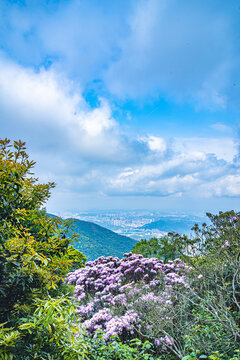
[0,56,126,163]
[210,123,232,133]
[0,56,83,122]
[79,99,115,137]
[0,56,239,209]
[108,164,200,196]
[172,137,238,162]
[200,174,240,197]
[141,135,167,153]
[107,138,239,197]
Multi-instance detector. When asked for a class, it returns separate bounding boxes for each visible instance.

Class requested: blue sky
[0,0,240,214]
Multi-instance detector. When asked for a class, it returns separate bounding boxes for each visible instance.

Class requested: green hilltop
[51,216,137,261]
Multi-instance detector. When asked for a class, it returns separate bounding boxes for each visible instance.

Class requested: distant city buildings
[68,210,205,241]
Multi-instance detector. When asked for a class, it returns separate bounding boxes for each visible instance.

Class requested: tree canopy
[0,139,87,357]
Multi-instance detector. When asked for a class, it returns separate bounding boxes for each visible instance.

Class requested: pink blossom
[65,252,189,341]
[222,240,230,248]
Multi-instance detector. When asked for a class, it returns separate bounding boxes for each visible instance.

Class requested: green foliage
[0,139,86,358]
[132,236,180,262]
[172,211,240,358]
[15,296,89,360]
[1,294,156,360]
[86,334,157,360]
[184,303,238,357]
[65,245,87,271]
[182,349,240,360]
[190,216,240,357]
[0,323,20,360]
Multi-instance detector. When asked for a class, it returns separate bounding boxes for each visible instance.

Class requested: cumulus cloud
[200,174,240,197]
[107,141,239,198]
[0,55,139,204]
[140,136,167,153]
[0,55,131,164]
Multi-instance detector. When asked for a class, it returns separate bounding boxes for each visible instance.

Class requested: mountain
[69,219,137,261]
[141,217,202,234]
[48,214,137,261]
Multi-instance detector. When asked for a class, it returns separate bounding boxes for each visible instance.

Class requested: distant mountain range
[141,217,202,234]
[48,214,137,261]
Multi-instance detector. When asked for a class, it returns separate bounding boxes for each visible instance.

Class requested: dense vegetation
[1,138,240,359]
[132,236,180,262]
[68,212,240,359]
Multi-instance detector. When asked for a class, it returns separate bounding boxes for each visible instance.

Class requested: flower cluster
[154,335,173,351]
[65,252,189,342]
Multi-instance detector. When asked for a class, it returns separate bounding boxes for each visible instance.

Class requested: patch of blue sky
[110,98,238,138]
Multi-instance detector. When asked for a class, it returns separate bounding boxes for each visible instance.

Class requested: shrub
[66,252,190,358]
[168,211,240,358]
[183,212,240,357]
[8,295,155,360]
[132,237,180,262]
[67,211,240,359]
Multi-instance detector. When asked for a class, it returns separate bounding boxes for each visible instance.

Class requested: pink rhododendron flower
[65,253,190,342]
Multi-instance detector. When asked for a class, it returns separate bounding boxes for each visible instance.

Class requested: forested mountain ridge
[48,214,137,261]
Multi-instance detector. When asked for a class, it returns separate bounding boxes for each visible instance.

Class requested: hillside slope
[141,217,202,234]
[56,216,137,261]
